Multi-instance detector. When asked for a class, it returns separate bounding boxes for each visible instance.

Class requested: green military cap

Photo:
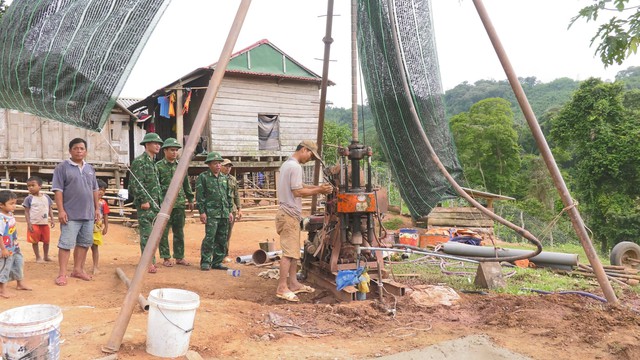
[204,151,224,163]
[140,132,164,145]
[161,137,182,149]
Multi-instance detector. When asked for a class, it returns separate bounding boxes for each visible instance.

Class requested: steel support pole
[102,1,253,352]
[311,0,335,214]
[472,0,617,303]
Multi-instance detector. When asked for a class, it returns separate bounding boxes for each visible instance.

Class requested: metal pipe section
[358,246,480,264]
[350,0,359,142]
[252,250,283,265]
[440,243,578,266]
[311,0,335,214]
[472,0,617,304]
[102,1,253,353]
[115,268,149,312]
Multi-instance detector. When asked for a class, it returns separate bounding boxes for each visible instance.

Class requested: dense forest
[323,66,640,251]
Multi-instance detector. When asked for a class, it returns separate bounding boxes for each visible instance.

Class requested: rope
[538,200,577,244]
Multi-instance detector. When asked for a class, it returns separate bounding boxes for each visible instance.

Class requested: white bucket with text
[0,304,63,360]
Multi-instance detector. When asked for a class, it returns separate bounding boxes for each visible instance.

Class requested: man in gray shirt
[275,140,332,302]
[52,138,100,286]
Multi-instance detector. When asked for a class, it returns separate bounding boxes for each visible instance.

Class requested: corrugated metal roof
[116,98,143,110]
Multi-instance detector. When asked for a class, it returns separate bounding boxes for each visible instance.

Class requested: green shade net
[358,0,463,219]
[0,0,171,131]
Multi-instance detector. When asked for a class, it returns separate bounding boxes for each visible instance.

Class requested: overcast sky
[120,0,639,108]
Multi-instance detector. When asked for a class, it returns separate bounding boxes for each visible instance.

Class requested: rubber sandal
[70,272,92,281]
[162,259,174,267]
[276,291,299,302]
[148,264,158,274]
[175,259,191,266]
[55,275,67,286]
[293,285,315,294]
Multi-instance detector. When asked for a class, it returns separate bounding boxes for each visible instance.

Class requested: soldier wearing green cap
[155,138,195,267]
[129,132,163,273]
[196,151,233,271]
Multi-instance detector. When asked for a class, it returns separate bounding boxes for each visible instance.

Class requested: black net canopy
[358,0,463,219]
[0,0,170,131]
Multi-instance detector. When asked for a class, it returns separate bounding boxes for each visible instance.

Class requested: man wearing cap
[196,152,233,271]
[275,140,333,302]
[220,159,242,263]
[130,132,163,273]
[156,138,195,267]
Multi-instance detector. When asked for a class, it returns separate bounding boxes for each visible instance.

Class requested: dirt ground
[2,214,640,360]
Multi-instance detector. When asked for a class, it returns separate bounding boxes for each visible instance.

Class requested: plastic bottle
[227,269,240,277]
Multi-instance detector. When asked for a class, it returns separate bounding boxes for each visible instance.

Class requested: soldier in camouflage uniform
[156,138,195,267]
[129,132,163,273]
[220,158,242,263]
[196,152,233,271]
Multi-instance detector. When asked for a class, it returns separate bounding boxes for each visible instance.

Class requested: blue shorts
[0,253,23,283]
[58,220,94,250]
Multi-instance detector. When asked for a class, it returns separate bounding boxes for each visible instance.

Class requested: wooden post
[274,170,280,205]
[311,0,335,214]
[102,0,253,353]
[176,88,184,152]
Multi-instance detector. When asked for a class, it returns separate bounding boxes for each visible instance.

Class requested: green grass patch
[384,244,633,296]
[382,217,404,230]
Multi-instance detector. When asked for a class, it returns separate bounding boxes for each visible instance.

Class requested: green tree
[450,98,522,195]
[321,120,351,166]
[616,66,640,89]
[550,78,640,251]
[571,0,640,66]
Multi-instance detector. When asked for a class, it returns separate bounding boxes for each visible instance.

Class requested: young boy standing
[91,179,110,274]
[0,190,32,298]
[23,176,55,262]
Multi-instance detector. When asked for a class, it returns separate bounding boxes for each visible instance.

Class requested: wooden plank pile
[573,263,640,287]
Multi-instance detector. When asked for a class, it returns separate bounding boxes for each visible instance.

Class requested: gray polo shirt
[52,159,98,221]
[277,157,304,220]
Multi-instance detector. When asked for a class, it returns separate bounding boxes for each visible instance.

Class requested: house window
[258,114,280,150]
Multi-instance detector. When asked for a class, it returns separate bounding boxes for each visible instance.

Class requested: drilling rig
[302,141,406,301]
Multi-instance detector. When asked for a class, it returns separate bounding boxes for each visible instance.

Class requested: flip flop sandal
[162,260,174,267]
[55,275,67,286]
[148,264,158,274]
[293,285,315,294]
[175,259,191,266]
[276,291,299,302]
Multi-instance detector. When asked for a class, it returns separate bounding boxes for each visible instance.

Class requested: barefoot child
[91,180,110,274]
[22,176,55,262]
[0,190,31,297]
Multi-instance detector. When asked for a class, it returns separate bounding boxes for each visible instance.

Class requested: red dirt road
[1,216,640,359]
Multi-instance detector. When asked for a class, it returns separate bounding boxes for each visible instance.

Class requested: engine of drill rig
[303,142,384,272]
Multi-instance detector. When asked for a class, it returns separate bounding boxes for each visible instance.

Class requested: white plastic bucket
[0,304,63,360]
[146,288,200,358]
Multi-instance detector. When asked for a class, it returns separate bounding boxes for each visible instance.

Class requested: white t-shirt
[23,194,53,225]
[277,158,304,220]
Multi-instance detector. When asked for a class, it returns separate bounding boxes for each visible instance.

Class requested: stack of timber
[421,207,493,233]
[573,263,640,287]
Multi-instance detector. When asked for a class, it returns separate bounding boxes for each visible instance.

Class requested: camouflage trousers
[200,217,229,269]
[159,207,186,260]
[137,206,159,264]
